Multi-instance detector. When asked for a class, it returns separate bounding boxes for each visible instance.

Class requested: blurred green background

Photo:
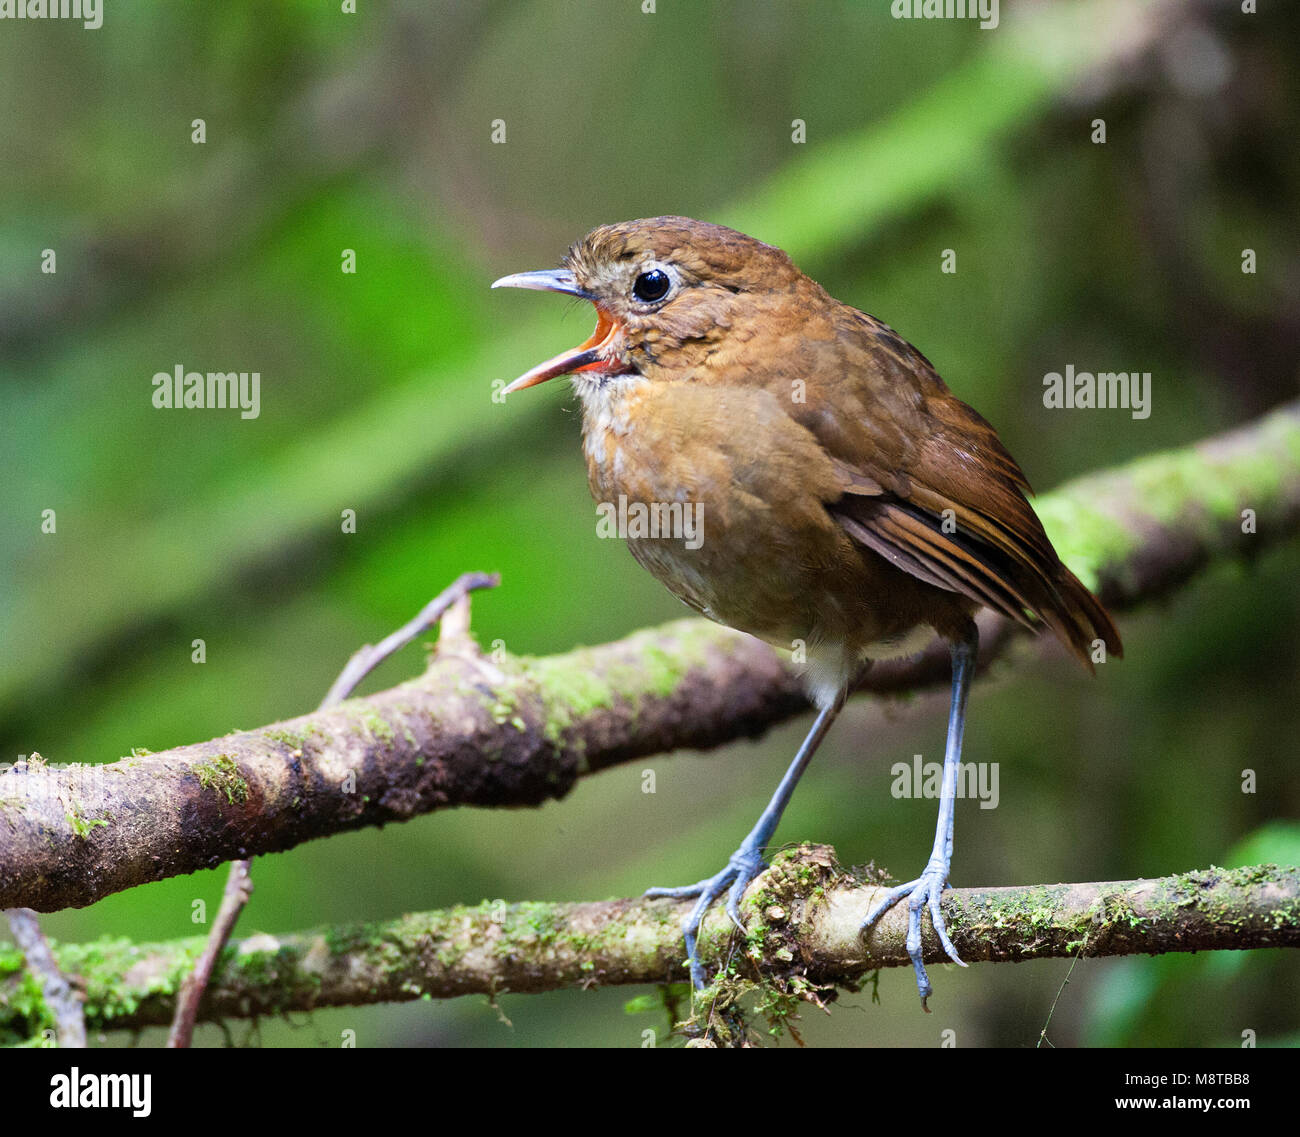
[2,0,1298,1048]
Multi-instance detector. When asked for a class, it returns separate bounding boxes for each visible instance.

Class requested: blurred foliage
[1,0,1298,1047]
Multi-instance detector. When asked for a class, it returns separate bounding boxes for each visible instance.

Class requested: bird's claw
[645,847,766,988]
[862,860,966,1007]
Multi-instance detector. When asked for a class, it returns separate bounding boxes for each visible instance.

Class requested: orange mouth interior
[503,307,621,393]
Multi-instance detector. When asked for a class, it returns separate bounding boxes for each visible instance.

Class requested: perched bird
[493,216,1122,1004]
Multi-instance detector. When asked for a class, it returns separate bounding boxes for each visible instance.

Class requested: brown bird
[494,216,1121,1003]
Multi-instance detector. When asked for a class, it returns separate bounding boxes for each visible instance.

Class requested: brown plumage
[502,216,1119,702]
[494,215,1123,997]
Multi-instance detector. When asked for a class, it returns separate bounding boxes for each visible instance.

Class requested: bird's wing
[790,308,1122,667]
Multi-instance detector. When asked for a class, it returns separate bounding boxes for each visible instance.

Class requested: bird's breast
[575,373,648,484]
[573,376,935,666]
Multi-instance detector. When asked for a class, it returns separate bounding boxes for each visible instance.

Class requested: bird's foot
[862,858,966,1010]
[645,845,766,989]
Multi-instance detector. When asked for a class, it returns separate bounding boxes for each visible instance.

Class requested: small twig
[164,571,499,1047]
[322,572,499,705]
[436,585,475,655]
[1037,929,1088,1049]
[4,907,86,1048]
[165,861,252,1047]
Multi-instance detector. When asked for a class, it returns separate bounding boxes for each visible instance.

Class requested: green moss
[668,843,847,1045]
[67,810,110,838]
[1092,890,1146,932]
[489,699,517,726]
[263,727,310,750]
[26,936,197,1033]
[229,942,285,995]
[634,633,714,700]
[194,754,249,805]
[1034,488,1134,593]
[522,619,729,759]
[357,708,396,747]
[1037,408,1300,592]
[526,658,617,728]
[0,947,55,1045]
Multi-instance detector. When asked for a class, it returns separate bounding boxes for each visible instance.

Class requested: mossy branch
[2,847,1296,1037]
[1,401,1299,914]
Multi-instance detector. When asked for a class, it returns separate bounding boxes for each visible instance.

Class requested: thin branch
[2,908,86,1047]
[3,849,1295,1034]
[2,400,1299,913]
[165,861,251,1048]
[320,572,500,706]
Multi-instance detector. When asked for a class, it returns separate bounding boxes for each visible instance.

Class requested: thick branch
[2,848,1295,1034]
[2,400,1299,912]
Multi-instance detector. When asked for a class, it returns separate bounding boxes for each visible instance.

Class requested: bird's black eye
[632,268,671,303]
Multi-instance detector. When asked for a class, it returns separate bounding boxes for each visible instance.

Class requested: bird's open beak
[492,269,624,393]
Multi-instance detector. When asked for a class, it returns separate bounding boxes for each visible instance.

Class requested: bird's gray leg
[863,623,978,1008]
[646,692,845,989]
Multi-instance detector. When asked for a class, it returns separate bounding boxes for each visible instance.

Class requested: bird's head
[493,216,805,394]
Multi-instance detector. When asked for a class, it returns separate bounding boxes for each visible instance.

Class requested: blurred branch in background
[2,850,1295,1037]
[1,908,85,1047]
[2,397,1297,914]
